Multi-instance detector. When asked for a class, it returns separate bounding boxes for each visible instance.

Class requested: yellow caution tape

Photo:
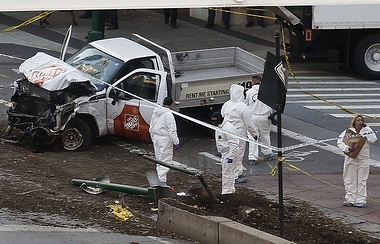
[270,156,282,176]
[106,204,134,221]
[2,11,55,32]
[208,8,277,21]
[246,7,271,12]
[271,162,278,176]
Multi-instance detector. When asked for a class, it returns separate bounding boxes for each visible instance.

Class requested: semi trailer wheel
[354,34,380,79]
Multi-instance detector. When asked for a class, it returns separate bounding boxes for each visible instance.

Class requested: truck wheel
[354,34,380,79]
[61,118,93,151]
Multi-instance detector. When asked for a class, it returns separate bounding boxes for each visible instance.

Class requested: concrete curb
[156,198,294,244]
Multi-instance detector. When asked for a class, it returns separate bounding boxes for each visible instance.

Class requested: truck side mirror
[109,89,118,105]
[109,89,118,98]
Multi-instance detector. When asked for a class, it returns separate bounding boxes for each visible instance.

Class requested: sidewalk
[243,114,380,239]
[1,9,380,240]
[245,173,380,237]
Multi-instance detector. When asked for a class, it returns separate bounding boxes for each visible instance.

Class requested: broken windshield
[66,45,123,90]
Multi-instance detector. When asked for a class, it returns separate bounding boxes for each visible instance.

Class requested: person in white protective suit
[221,84,258,184]
[149,97,180,184]
[211,112,239,194]
[245,76,276,165]
[337,115,377,208]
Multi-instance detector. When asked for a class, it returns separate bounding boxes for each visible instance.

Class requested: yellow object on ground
[106,204,134,221]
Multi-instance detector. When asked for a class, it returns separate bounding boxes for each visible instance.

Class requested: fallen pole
[142,155,219,203]
[71,178,156,203]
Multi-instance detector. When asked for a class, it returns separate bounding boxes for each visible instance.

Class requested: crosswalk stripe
[304,105,380,109]
[289,88,380,92]
[289,76,355,80]
[287,93,380,97]
[287,99,380,103]
[287,79,380,123]
[330,114,380,118]
[288,81,377,85]
[364,123,380,127]
[0,99,11,106]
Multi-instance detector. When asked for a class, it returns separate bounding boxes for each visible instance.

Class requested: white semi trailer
[270,5,380,79]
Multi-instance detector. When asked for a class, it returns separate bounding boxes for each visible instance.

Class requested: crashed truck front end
[6,52,97,147]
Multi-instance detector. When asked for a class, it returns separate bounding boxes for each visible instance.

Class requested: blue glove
[227,158,233,164]
[217,152,222,158]
[174,144,180,150]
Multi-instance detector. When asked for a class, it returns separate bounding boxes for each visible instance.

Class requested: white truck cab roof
[90,37,157,63]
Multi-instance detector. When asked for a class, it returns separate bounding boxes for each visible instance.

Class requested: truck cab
[7,36,168,151]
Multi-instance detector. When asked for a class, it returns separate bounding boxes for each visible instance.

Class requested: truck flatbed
[174,66,253,83]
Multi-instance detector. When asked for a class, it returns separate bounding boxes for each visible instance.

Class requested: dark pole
[275,29,284,237]
[87,10,105,42]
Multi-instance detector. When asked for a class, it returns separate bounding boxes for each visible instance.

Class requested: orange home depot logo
[27,65,66,86]
[114,105,151,141]
[124,113,139,131]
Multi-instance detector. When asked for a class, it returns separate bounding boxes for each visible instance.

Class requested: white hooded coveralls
[245,84,274,160]
[215,121,239,194]
[221,84,258,178]
[149,106,179,183]
[337,126,377,205]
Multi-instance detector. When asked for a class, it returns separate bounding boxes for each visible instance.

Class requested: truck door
[59,25,72,61]
[106,69,168,141]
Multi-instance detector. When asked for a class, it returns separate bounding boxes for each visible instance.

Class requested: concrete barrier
[157,199,294,244]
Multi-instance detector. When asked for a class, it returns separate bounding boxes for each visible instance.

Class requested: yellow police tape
[208,7,277,21]
[2,11,54,32]
[270,159,380,204]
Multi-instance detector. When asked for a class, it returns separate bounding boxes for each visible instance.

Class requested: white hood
[19,52,97,91]
[230,84,245,102]
[152,106,169,117]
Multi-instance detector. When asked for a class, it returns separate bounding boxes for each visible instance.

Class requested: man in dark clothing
[205,8,231,29]
[246,7,266,28]
[106,10,119,30]
[164,9,178,29]
[79,10,92,19]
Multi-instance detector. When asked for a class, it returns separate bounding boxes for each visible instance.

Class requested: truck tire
[60,118,93,151]
[354,34,380,79]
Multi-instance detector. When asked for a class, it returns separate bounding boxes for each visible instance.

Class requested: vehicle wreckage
[6,52,99,150]
[3,28,264,151]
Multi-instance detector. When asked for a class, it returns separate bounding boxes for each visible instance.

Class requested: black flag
[258,51,287,113]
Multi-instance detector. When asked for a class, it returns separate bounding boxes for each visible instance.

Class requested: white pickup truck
[5,33,264,151]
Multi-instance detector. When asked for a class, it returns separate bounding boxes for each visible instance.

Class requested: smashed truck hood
[19,52,97,92]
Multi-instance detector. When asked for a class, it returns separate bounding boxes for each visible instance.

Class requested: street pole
[275,29,284,237]
[87,10,105,42]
